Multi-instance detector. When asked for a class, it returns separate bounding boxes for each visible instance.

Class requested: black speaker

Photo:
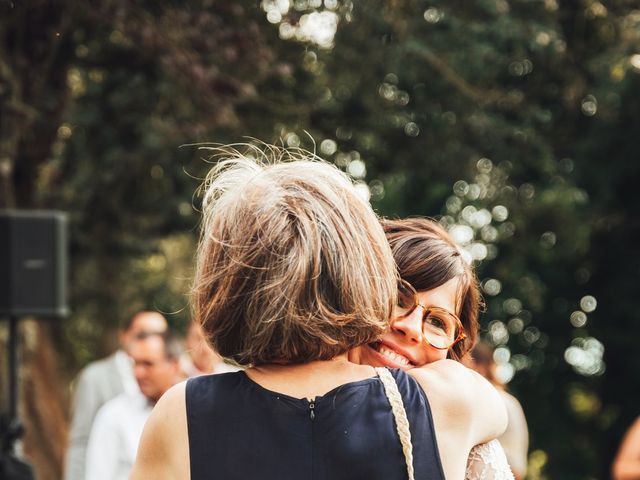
[0,210,68,317]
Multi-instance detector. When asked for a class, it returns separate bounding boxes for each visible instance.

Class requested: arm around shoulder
[129,382,190,480]
[409,359,508,446]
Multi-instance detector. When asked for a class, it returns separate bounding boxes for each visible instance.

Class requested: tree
[3,1,639,477]
[1,1,301,477]
[267,1,639,477]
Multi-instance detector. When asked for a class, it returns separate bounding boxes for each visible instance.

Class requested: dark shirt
[186,368,445,480]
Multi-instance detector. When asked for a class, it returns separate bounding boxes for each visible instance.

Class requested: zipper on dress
[309,400,315,420]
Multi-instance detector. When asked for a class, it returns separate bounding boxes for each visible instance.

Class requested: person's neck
[253,353,351,374]
[246,354,375,400]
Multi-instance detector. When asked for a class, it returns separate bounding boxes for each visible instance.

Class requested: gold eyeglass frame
[397,280,467,351]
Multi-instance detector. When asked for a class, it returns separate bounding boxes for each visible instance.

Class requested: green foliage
[3,0,640,477]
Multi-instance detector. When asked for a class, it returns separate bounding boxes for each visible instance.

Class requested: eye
[425,315,445,330]
[424,312,452,335]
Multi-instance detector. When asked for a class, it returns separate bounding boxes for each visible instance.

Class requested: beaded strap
[375,367,415,480]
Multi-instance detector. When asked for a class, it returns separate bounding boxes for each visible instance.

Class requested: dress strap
[375,367,415,480]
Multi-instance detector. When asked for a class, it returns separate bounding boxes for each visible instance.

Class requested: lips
[368,342,415,369]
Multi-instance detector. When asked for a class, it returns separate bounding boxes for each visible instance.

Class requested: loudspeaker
[0,210,68,317]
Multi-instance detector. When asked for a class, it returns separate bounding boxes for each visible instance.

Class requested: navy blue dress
[186,368,445,480]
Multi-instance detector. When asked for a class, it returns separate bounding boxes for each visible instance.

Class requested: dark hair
[382,217,482,361]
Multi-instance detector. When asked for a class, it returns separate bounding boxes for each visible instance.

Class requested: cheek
[422,346,448,365]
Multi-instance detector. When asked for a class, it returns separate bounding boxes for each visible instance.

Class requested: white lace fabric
[465,439,515,480]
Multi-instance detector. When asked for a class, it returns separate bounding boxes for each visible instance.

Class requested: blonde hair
[192,144,397,366]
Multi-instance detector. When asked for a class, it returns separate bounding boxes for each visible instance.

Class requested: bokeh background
[1,1,640,479]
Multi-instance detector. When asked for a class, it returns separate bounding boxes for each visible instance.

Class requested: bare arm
[613,418,640,480]
[129,382,190,480]
[409,359,508,480]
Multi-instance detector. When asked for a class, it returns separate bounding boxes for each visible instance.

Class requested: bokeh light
[564,337,605,376]
[580,295,597,313]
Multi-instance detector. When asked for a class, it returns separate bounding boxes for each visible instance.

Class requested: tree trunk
[21,321,70,480]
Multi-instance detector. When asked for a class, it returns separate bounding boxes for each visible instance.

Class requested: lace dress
[465,439,515,480]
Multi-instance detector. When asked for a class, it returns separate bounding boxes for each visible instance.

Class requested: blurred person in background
[84,331,182,480]
[64,311,167,480]
[468,341,529,480]
[612,416,640,480]
[180,321,239,377]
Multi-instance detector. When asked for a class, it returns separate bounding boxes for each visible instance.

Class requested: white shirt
[84,391,153,480]
[114,349,140,395]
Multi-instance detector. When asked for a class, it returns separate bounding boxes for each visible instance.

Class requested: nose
[391,307,424,344]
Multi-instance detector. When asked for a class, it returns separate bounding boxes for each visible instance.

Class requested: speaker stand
[0,316,35,480]
[2,315,24,454]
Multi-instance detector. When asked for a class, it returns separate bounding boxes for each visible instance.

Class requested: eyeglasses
[397,280,467,350]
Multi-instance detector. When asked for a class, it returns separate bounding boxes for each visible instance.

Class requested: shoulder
[149,381,187,429]
[130,382,189,480]
[409,359,497,398]
[77,353,119,383]
[408,360,476,419]
[408,359,479,399]
[409,360,508,444]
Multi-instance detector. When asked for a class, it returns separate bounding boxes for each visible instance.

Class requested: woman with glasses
[351,217,516,479]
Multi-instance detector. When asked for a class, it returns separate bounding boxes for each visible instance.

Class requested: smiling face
[355,277,462,370]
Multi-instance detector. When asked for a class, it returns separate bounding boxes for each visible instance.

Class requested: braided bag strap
[375,367,415,480]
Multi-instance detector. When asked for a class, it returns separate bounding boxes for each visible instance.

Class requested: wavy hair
[192,144,398,366]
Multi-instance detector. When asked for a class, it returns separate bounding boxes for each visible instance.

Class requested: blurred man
[64,311,167,480]
[84,331,182,480]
